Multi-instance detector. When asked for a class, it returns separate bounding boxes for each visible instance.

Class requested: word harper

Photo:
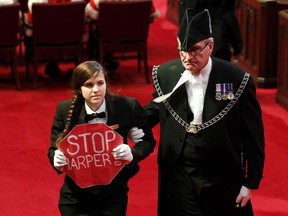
[66,153,122,170]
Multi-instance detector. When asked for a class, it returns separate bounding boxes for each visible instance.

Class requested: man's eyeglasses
[178,42,210,57]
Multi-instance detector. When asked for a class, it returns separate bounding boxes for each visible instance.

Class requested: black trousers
[59,184,129,216]
[166,165,240,216]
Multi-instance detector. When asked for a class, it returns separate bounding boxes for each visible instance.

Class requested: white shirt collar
[85,99,106,114]
[84,100,107,123]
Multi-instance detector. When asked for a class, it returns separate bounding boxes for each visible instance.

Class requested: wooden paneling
[276,10,288,110]
[236,0,288,88]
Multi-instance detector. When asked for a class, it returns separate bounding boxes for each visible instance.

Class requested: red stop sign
[58,123,126,188]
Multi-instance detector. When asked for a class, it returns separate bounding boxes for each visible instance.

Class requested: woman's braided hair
[55,60,110,146]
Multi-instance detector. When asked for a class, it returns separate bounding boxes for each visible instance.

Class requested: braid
[56,94,79,146]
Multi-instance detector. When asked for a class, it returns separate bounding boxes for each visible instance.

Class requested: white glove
[53,149,67,170]
[235,185,253,208]
[128,127,144,143]
[112,144,133,164]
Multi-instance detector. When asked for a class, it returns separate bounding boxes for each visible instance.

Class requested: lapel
[168,84,190,122]
[104,95,122,129]
[106,101,115,126]
[157,59,184,95]
[79,106,87,124]
[203,58,229,122]
[162,62,192,122]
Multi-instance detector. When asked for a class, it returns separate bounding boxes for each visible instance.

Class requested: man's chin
[185,66,195,71]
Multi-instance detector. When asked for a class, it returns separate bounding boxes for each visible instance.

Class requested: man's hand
[128,127,144,143]
[235,186,252,208]
[112,144,133,164]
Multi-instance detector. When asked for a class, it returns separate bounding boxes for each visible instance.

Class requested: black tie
[84,112,106,121]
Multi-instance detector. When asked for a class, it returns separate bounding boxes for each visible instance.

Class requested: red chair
[97,0,152,83]
[0,3,22,90]
[24,1,86,89]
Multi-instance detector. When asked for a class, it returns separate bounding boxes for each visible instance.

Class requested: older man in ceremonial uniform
[144,9,265,216]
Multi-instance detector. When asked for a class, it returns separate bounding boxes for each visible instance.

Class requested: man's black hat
[177,9,212,51]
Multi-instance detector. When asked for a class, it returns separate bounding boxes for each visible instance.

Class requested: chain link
[152,65,250,134]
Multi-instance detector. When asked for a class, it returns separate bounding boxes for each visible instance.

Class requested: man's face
[178,38,213,75]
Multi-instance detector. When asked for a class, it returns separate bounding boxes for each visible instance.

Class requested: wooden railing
[235,0,288,88]
[276,9,288,110]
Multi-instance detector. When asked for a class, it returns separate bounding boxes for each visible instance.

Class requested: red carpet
[1,1,288,216]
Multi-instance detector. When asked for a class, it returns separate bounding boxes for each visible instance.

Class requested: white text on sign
[64,131,122,170]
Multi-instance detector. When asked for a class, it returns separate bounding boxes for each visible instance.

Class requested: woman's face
[80,71,106,111]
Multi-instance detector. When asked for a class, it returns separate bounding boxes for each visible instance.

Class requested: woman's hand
[112,144,133,164]
[53,149,67,170]
[128,127,144,143]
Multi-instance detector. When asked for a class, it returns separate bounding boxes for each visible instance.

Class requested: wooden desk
[276,10,288,110]
[236,0,288,88]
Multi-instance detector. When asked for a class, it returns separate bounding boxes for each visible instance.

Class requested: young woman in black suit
[48,60,156,216]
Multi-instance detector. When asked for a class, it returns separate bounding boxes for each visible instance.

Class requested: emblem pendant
[186,122,198,134]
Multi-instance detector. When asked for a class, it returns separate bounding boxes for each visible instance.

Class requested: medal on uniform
[227,83,234,100]
[215,83,222,101]
[222,83,228,100]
